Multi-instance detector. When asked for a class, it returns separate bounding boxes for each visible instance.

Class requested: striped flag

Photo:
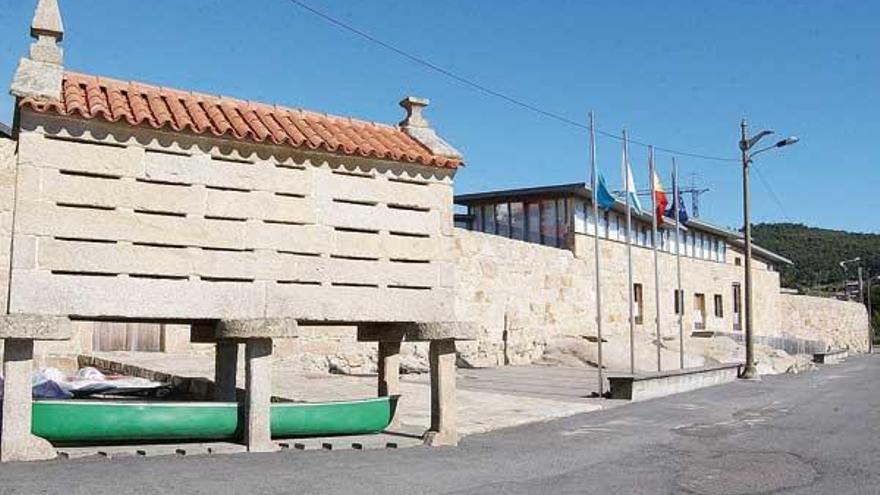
[652,170,669,225]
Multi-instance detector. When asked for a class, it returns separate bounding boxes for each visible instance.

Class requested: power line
[286,0,739,163]
[752,162,790,220]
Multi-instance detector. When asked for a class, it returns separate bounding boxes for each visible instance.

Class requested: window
[526,203,541,243]
[634,283,644,325]
[483,205,496,234]
[540,200,558,247]
[496,203,511,238]
[674,289,684,315]
[557,199,569,247]
[714,294,723,318]
[585,202,595,235]
[510,202,525,240]
[735,257,742,267]
[600,210,609,238]
[732,283,742,330]
[472,206,483,232]
[609,213,619,240]
[574,201,587,234]
[694,293,706,330]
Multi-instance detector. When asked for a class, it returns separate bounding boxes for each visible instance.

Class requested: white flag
[621,146,643,213]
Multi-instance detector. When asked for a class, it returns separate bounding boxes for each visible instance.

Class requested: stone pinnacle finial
[10,0,64,100]
[399,96,430,129]
[397,96,462,160]
[31,0,64,41]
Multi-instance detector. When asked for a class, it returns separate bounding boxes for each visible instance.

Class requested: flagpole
[623,129,636,374]
[673,157,685,369]
[649,146,662,372]
[589,112,605,396]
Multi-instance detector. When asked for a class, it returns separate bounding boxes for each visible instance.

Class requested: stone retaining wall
[778,294,869,352]
[452,229,782,371]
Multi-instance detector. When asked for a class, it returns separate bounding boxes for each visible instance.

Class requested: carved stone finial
[399,96,430,128]
[31,0,64,41]
[10,0,64,100]
[397,96,462,160]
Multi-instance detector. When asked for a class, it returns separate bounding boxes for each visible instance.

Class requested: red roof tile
[19,71,462,169]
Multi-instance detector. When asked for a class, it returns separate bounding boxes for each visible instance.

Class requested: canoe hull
[31,396,399,443]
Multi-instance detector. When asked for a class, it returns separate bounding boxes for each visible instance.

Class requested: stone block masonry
[8,113,458,324]
[450,229,869,371]
[780,294,869,352]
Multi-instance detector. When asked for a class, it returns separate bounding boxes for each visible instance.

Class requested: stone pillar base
[244,338,277,453]
[422,429,458,447]
[1,339,56,462]
[377,341,401,429]
[425,339,458,447]
[1,316,70,463]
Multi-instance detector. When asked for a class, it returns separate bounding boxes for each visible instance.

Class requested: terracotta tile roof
[19,71,462,169]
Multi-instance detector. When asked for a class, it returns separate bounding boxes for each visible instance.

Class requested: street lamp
[840,257,863,303]
[739,119,799,380]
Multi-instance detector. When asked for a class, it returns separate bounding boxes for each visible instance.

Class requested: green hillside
[751,223,880,290]
[752,222,879,336]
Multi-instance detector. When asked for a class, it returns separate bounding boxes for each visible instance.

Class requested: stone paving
[84,351,615,438]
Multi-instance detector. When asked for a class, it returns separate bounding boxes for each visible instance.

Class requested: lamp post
[868,274,876,353]
[841,257,870,353]
[739,119,799,380]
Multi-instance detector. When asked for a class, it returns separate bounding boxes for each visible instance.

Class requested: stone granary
[1,0,473,461]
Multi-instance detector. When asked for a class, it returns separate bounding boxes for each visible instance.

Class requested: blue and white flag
[621,146,643,213]
[595,174,616,210]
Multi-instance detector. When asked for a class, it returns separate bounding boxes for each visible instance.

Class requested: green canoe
[31,396,399,443]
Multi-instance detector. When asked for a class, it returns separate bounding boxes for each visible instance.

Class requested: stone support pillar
[1,339,55,462]
[244,338,275,452]
[0,315,70,463]
[357,322,474,447]
[377,341,401,429]
[424,339,458,446]
[214,340,238,402]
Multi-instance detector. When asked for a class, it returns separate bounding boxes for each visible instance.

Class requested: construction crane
[620,173,710,218]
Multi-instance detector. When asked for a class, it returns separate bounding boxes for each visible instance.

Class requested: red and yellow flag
[652,170,669,225]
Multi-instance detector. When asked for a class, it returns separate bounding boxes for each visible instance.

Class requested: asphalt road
[1,355,879,495]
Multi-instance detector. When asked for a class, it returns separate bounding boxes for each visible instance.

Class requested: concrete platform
[608,363,742,401]
[813,349,848,364]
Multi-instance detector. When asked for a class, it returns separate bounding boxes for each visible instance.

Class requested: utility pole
[737,119,798,380]
[868,273,874,353]
[740,119,758,380]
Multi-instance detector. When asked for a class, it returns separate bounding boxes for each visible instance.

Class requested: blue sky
[1,1,877,232]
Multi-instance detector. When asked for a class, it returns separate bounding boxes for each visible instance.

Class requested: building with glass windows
[454,182,790,272]
[452,182,794,355]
